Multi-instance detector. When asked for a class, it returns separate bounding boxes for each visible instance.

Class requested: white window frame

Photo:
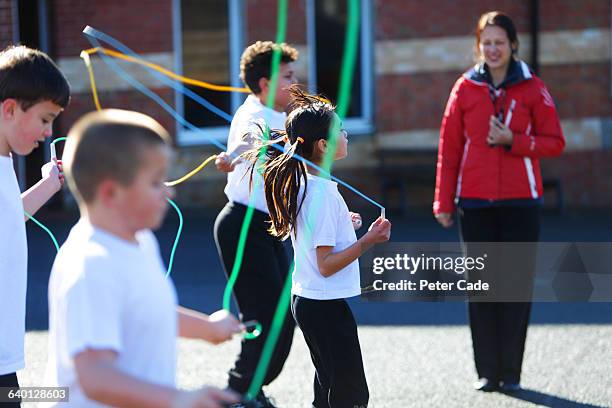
[173,0,245,146]
[172,0,374,146]
[306,0,374,135]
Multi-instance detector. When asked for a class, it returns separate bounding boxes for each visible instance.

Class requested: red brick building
[3,0,611,210]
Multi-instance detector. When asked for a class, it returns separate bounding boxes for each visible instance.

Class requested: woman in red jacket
[434,11,564,392]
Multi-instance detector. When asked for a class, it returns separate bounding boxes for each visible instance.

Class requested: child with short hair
[0,45,69,405]
[44,109,241,408]
[247,87,391,408]
[214,40,299,406]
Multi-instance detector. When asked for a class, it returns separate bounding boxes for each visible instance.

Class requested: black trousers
[292,295,369,408]
[214,202,295,393]
[0,372,20,407]
[458,205,540,383]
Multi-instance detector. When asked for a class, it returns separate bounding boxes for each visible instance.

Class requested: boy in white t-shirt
[213,41,299,406]
[0,45,69,407]
[44,109,242,408]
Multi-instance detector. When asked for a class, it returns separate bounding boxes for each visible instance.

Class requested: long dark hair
[244,85,337,239]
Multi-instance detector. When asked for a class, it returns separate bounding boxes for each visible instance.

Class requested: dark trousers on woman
[292,295,369,408]
[214,202,295,394]
[458,205,540,384]
[0,372,20,407]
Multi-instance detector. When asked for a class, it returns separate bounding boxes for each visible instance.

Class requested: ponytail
[242,85,336,239]
[242,125,306,240]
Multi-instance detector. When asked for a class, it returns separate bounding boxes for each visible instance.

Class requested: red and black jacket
[433,59,565,215]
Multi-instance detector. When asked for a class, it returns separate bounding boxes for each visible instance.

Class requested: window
[173,0,244,145]
[307,0,373,134]
[173,0,373,145]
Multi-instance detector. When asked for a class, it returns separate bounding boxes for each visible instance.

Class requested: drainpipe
[530,0,540,75]
[11,0,27,190]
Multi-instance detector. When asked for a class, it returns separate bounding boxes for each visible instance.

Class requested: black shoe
[225,389,261,408]
[473,378,499,392]
[500,381,521,392]
[255,391,278,408]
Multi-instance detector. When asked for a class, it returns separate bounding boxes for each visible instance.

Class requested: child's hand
[208,309,244,345]
[349,212,362,230]
[174,387,240,408]
[41,159,64,193]
[364,217,392,244]
[215,152,236,173]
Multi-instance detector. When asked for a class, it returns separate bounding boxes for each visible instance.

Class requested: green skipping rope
[244,0,361,401]
[220,0,289,347]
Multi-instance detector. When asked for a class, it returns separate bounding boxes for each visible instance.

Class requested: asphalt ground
[17,208,612,407]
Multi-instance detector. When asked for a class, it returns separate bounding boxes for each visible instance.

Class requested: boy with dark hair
[0,45,70,406]
[214,41,298,407]
[44,109,242,408]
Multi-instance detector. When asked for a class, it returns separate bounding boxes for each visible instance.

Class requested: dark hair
[244,85,337,239]
[0,45,70,110]
[64,109,170,204]
[240,41,299,94]
[474,11,519,60]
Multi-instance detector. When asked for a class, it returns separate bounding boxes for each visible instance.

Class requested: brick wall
[0,0,13,48]
[539,0,610,31]
[541,63,612,120]
[35,0,612,209]
[375,0,530,40]
[375,0,609,40]
[542,150,612,208]
[50,0,173,58]
[372,0,612,209]
[60,88,176,142]
[49,0,175,140]
[375,1,612,132]
[376,72,458,132]
[246,0,307,44]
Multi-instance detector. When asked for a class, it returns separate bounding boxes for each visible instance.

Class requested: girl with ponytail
[246,86,391,408]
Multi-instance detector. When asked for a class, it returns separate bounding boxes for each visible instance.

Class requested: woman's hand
[435,212,454,228]
[488,116,513,146]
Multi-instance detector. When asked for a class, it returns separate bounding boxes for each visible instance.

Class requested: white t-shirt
[0,154,28,375]
[291,174,361,300]
[44,220,178,407]
[224,94,287,213]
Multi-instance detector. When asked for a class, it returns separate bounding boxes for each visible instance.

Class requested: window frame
[306,0,374,136]
[173,0,245,146]
[172,0,374,146]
